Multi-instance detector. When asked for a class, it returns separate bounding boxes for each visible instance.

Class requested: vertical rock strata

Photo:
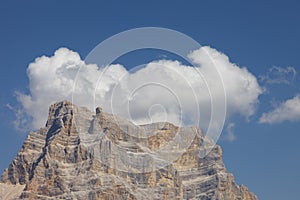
[1,101,257,200]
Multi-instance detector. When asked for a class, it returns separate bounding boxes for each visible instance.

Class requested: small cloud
[259,95,300,124]
[259,66,297,85]
[224,123,236,141]
[5,103,31,132]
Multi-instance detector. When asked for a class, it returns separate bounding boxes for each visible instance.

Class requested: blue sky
[1,1,300,199]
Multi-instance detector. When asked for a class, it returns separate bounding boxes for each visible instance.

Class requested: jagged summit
[0,101,257,200]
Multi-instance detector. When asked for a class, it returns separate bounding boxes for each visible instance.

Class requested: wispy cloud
[6,103,31,132]
[224,122,236,141]
[259,95,300,124]
[259,66,297,85]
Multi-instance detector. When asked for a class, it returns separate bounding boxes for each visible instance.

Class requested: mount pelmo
[0,101,257,200]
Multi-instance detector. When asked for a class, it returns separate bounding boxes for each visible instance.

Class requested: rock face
[1,101,257,200]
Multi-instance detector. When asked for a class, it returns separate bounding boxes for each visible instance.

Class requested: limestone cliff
[0,101,257,200]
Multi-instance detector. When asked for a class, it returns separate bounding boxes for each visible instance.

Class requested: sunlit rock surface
[1,101,257,200]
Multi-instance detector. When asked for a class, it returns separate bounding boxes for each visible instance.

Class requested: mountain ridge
[0,100,258,200]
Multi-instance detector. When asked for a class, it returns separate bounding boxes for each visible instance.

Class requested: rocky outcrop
[1,101,257,200]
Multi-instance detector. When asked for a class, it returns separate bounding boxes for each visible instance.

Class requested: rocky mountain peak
[45,100,75,129]
[0,101,258,200]
[96,106,103,115]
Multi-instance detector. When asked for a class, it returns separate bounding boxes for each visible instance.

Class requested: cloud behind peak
[14,46,262,132]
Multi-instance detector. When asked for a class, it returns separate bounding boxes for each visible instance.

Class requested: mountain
[0,101,257,200]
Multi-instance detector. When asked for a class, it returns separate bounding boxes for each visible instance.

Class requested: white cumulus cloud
[15,46,262,132]
[259,95,300,124]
